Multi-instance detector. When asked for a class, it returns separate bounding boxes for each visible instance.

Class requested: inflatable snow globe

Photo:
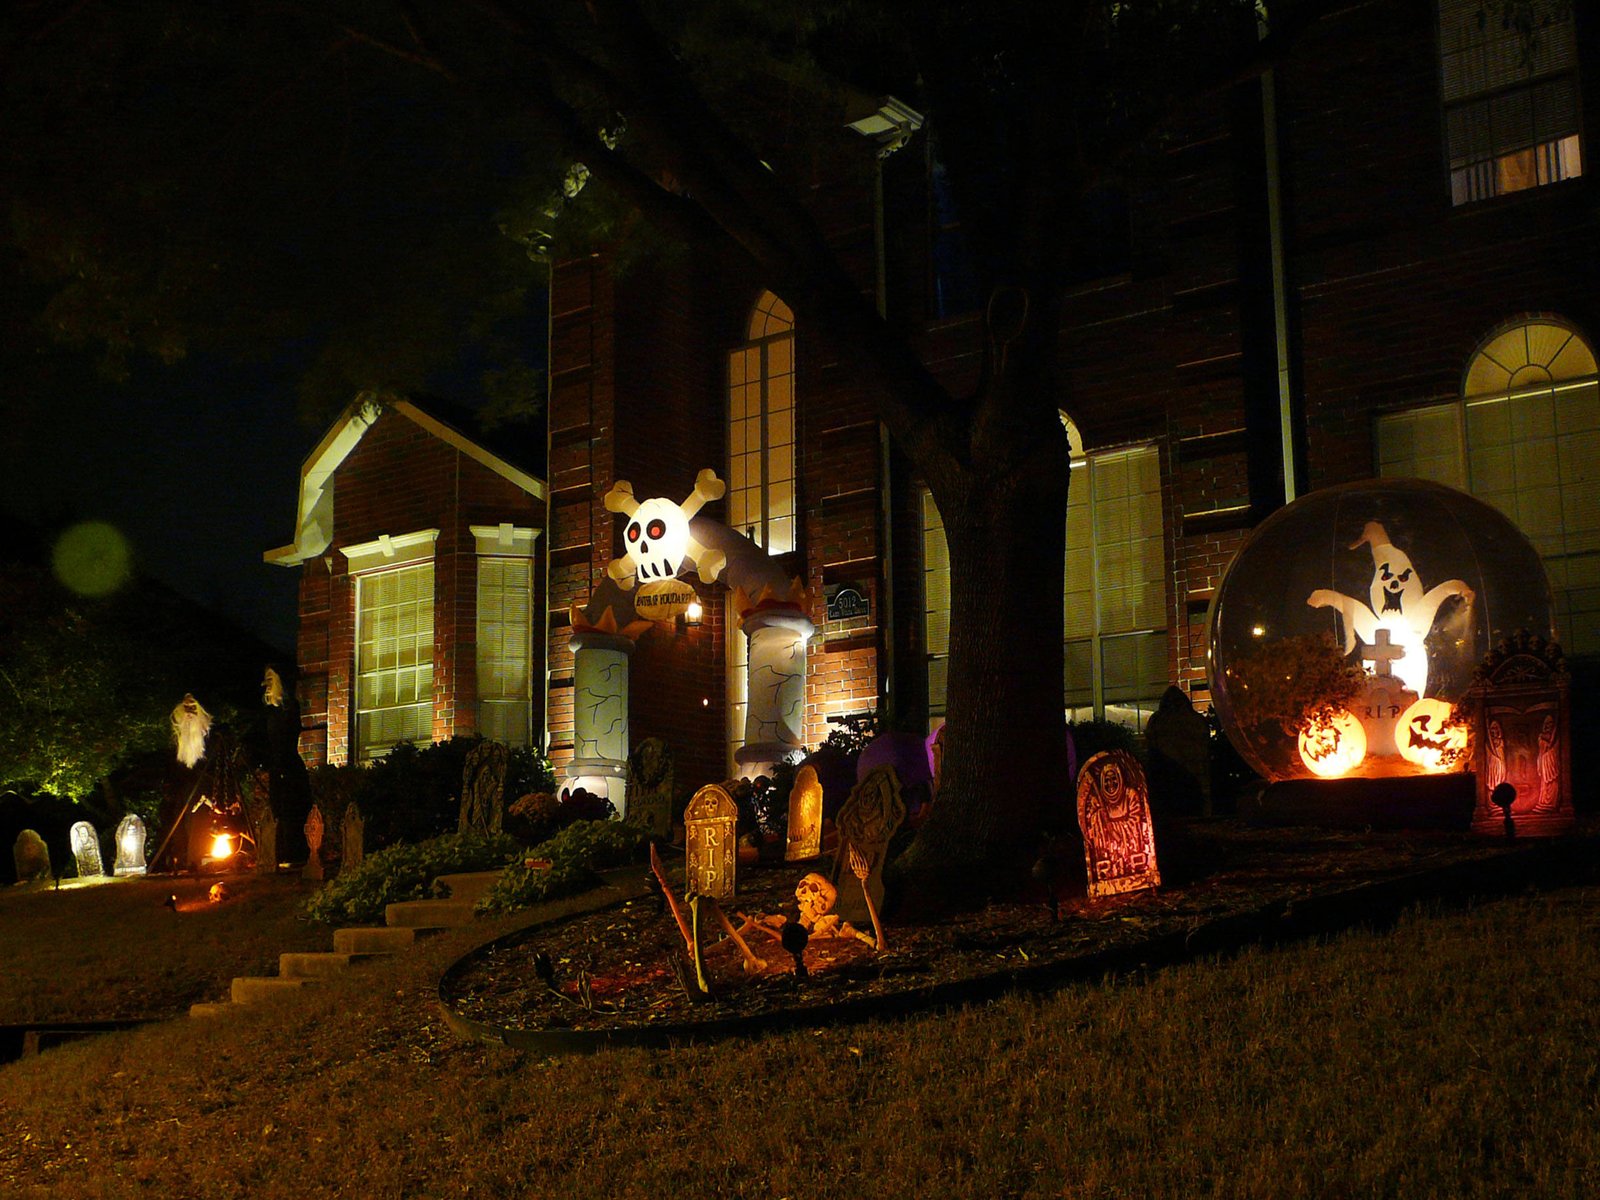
[1208,479,1555,782]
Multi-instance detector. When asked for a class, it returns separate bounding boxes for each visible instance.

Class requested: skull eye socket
[627,522,641,543]
[647,518,666,540]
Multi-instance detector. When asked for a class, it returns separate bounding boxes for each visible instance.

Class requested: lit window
[354,561,435,761]
[727,292,797,555]
[1439,0,1582,205]
[922,416,1167,733]
[475,558,533,749]
[1378,319,1600,653]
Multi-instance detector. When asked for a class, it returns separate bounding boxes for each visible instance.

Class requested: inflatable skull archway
[563,468,812,811]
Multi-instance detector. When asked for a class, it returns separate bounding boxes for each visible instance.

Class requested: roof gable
[264,400,546,567]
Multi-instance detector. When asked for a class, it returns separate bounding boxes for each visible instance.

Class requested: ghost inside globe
[1209,479,1554,782]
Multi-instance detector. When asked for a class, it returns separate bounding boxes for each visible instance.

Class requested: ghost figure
[604,469,728,587]
[1307,520,1473,697]
[171,693,213,769]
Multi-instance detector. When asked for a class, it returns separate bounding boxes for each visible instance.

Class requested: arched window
[922,414,1167,731]
[1377,318,1600,652]
[726,291,798,769]
[727,292,796,554]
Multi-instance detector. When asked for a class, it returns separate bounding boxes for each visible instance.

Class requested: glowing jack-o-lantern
[1297,710,1368,778]
[1395,697,1467,773]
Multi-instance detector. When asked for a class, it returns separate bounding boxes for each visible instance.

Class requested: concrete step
[385,899,475,929]
[189,1002,232,1019]
[333,926,417,954]
[231,976,318,1005]
[279,951,382,979]
[431,871,503,906]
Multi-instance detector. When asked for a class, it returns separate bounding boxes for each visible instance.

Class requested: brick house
[275,0,1597,792]
[266,399,545,767]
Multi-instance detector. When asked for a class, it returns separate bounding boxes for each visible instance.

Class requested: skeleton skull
[794,872,837,931]
[604,469,728,589]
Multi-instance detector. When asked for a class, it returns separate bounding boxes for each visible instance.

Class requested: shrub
[1068,719,1143,775]
[302,830,522,925]
[474,819,648,916]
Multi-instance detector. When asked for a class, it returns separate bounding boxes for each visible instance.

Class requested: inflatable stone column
[735,609,815,779]
[565,630,634,812]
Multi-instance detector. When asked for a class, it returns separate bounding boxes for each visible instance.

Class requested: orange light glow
[1297,710,1368,778]
[209,833,234,860]
[1395,697,1468,773]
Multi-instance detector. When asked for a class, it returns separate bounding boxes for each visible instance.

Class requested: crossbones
[604,468,727,588]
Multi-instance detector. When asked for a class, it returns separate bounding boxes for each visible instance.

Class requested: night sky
[0,350,312,655]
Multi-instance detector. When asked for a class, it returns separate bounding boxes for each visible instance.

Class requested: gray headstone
[830,766,906,924]
[1144,685,1212,815]
[624,738,674,839]
[69,821,103,878]
[459,741,509,835]
[254,813,278,876]
[113,814,147,876]
[342,802,365,870]
[13,830,51,884]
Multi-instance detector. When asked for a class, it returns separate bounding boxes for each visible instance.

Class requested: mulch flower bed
[441,822,1534,1038]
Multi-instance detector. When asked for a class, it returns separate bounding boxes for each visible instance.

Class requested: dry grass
[2,883,1598,1198]
[0,874,329,1021]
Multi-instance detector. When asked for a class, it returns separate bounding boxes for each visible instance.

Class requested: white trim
[265,399,546,567]
[341,529,440,573]
[470,523,541,557]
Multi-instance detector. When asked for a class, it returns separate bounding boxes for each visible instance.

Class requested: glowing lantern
[208,832,234,861]
[1395,698,1467,773]
[1297,710,1368,778]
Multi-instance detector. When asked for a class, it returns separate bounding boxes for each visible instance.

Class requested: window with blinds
[922,418,1167,733]
[1064,438,1168,730]
[1439,0,1583,205]
[727,292,797,555]
[1377,320,1600,653]
[477,556,533,746]
[355,562,435,760]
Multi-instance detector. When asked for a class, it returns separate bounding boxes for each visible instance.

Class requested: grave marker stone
[1145,685,1212,815]
[303,806,325,881]
[1465,632,1572,838]
[113,814,147,876]
[69,821,103,878]
[343,802,366,870]
[785,765,823,861]
[684,784,738,901]
[625,738,675,839]
[255,812,278,876]
[13,830,51,884]
[831,766,905,924]
[459,741,509,835]
[1076,750,1161,899]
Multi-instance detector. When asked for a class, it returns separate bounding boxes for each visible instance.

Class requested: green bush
[302,830,522,925]
[474,819,648,917]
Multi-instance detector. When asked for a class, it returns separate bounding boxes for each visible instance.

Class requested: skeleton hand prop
[604,470,728,588]
[848,845,886,953]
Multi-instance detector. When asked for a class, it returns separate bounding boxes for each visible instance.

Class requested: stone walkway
[189,871,504,1017]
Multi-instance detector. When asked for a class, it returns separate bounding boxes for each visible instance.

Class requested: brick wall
[294,407,543,764]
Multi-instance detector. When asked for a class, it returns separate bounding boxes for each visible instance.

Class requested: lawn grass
[2,883,1597,1197]
[0,874,330,1022]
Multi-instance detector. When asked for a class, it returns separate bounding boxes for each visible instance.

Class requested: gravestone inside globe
[1208,480,1554,818]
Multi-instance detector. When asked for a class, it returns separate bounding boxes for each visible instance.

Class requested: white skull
[794,872,837,930]
[623,497,691,582]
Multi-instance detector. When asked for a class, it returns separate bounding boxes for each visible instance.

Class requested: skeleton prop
[1307,520,1473,697]
[738,872,876,949]
[171,693,213,769]
[604,469,728,587]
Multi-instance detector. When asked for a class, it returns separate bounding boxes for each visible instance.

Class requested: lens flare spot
[52,522,133,597]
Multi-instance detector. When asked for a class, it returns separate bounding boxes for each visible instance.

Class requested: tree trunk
[893,413,1071,911]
